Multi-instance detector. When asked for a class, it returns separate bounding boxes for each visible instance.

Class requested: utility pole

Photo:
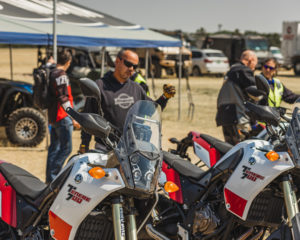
[53,0,57,62]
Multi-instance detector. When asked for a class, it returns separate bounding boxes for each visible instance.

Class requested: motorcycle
[145,99,300,240]
[168,75,289,169]
[0,79,169,240]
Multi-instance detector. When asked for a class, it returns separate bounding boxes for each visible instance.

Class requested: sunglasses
[121,58,138,70]
[264,64,276,71]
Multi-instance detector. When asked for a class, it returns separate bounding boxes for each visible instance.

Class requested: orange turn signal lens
[164,181,179,193]
[88,167,106,179]
[265,151,279,162]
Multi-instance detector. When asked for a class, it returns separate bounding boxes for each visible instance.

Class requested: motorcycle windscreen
[117,100,162,193]
[285,98,300,167]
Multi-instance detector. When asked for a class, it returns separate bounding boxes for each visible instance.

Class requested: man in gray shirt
[79,49,175,152]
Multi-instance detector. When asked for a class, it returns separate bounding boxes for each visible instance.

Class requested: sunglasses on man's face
[121,58,138,70]
[264,64,276,71]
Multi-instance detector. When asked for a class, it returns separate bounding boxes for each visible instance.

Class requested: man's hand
[78,144,88,154]
[163,84,176,99]
[72,120,81,130]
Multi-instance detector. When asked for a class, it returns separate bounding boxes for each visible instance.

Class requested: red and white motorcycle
[0,79,171,240]
[146,100,300,240]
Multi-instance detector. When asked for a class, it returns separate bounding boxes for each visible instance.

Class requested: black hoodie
[81,71,168,148]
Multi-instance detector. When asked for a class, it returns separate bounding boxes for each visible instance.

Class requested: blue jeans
[46,116,73,183]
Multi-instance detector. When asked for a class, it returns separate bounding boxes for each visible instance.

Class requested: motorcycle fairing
[191,131,220,168]
[162,160,183,204]
[0,167,17,227]
[49,153,125,240]
[223,140,294,220]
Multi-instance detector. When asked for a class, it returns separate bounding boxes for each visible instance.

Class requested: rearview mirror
[79,78,101,100]
[255,75,270,96]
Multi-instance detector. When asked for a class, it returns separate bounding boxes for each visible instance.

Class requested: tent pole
[145,49,149,81]
[52,0,57,62]
[177,46,182,120]
[101,47,106,78]
[9,45,13,81]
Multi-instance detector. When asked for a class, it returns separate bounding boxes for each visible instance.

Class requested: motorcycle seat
[200,134,233,155]
[163,151,206,180]
[0,162,47,200]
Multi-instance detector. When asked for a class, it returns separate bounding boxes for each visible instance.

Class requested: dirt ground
[0,48,300,183]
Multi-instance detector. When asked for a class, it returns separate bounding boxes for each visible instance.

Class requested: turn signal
[88,167,106,179]
[265,151,279,162]
[164,181,179,193]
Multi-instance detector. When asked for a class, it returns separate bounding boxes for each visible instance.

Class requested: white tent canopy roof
[0,0,181,47]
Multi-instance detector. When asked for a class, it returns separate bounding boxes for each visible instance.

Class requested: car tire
[5,107,47,147]
[192,66,201,76]
[293,62,300,75]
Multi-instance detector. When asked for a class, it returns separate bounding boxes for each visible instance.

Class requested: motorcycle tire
[74,213,114,240]
[5,107,46,147]
[0,219,17,240]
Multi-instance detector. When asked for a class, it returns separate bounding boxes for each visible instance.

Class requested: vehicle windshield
[245,39,269,51]
[285,98,300,167]
[206,52,225,57]
[271,49,281,54]
[116,100,162,192]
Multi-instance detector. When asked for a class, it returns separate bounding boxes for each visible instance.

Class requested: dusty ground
[0,48,299,182]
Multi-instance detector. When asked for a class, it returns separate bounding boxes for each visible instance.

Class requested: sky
[69,0,300,34]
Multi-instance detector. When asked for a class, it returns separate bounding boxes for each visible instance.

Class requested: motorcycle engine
[192,204,220,235]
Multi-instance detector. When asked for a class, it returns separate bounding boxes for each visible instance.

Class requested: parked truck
[281,21,300,75]
[202,34,270,68]
[132,47,192,78]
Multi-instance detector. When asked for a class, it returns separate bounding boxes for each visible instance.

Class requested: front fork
[282,174,300,240]
[282,175,299,226]
[112,196,138,240]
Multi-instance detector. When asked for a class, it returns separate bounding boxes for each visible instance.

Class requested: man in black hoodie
[79,49,175,152]
[216,50,258,145]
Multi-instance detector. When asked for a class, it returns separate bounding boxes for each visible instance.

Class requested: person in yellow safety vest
[130,71,150,96]
[260,58,300,107]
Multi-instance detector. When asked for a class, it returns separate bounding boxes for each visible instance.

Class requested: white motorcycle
[147,99,300,239]
[0,79,169,240]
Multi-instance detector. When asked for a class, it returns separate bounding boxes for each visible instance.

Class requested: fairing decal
[49,210,72,240]
[0,173,17,227]
[162,161,183,204]
[224,188,247,218]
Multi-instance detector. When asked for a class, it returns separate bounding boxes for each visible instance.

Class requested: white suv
[191,48,230,76]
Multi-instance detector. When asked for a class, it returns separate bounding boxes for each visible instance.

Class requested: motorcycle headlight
[130,153,159,192]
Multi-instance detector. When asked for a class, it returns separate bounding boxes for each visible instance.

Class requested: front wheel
[5,107,46,147]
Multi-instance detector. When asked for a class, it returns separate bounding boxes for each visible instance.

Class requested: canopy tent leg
[9,45,13,81]
[145,49,149,80]
[101,47,106,78]
[177,46,182,120]
[52,0,57,62]
[149,52,157,98]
